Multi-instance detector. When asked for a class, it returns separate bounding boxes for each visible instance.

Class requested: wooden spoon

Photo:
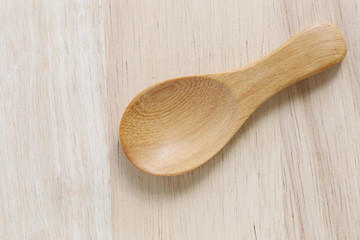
[120,22,347,176]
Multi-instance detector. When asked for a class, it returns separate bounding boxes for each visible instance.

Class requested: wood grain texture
[119,23,346,176]
[1,0,360,239]
[0,1,111,239]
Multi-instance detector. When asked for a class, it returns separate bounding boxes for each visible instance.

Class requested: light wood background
[1,0,359,239]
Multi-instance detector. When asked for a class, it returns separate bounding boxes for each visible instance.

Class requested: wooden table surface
[1,0,359,239]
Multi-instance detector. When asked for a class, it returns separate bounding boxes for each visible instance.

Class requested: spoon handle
[225,22,347,102]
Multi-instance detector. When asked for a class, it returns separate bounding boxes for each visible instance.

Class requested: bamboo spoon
[120,22,347,176]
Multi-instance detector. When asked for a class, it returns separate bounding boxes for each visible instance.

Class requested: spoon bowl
[120,76,240,175]
[120,22,347,176]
